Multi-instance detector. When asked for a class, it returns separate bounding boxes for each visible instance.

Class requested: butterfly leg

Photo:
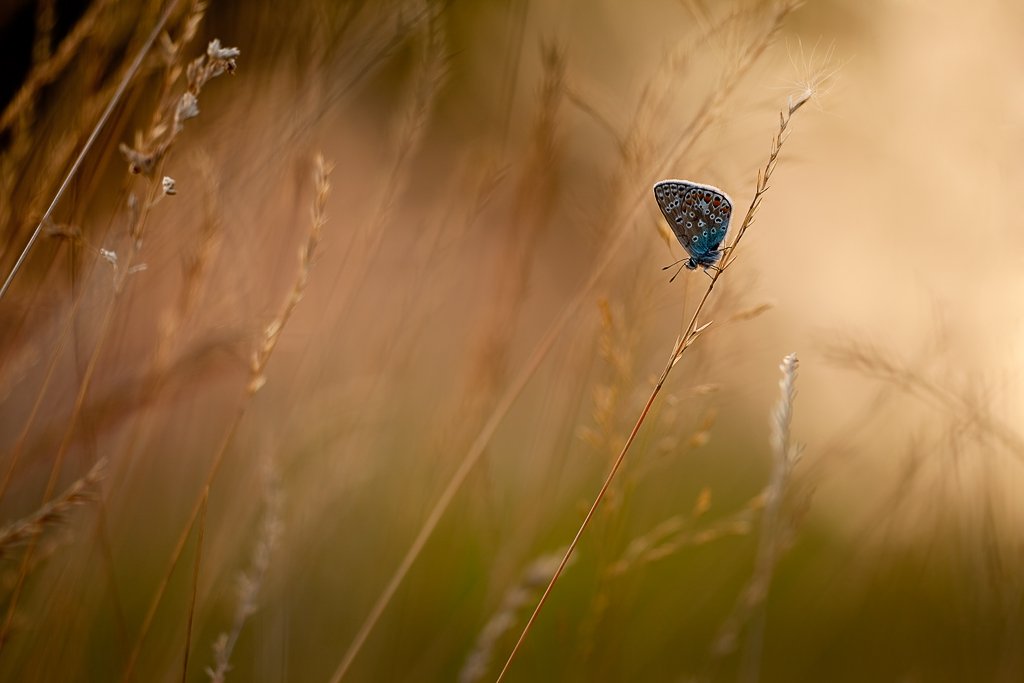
[662,256,687,271]
[667,262,687,283]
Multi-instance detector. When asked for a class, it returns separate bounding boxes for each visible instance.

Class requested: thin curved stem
[494,86,810,683]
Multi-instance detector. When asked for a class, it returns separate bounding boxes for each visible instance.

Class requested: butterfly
[653,179,733,279]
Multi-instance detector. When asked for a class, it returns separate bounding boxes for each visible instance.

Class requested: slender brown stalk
[494,89,812,683]
[181,498,208,683]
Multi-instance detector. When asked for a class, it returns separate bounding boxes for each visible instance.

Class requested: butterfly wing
[653,180,733,268]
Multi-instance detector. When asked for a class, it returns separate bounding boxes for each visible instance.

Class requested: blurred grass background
[1,0,1023,681]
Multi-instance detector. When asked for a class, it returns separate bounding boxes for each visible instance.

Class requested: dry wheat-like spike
[578,298,636,454]
[458,549,571,683]
[0,458,107,561]
[605,489,763,577]
[713,353,801,677]
[672,79,810,364]
[770,353,800,469]
[247,154,331,395]
[206,457,282,683]
[721,90,810,271]
[119,36,240,176]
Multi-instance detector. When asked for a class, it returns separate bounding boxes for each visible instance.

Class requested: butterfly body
[653,179,733,271]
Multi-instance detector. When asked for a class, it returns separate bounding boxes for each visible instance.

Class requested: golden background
[0,0,1021,680]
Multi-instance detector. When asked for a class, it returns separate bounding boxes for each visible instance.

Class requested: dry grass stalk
[458,549,570,683]
[326,6,447,321]
[181,492,209,683]
[0,458,106,563]
[721,95,811,270]
[493,66,813,682]
[467,40,565,401]
[629,4,756,161]
[401,38,556,446]
[253,0,438,169]
[442,41,566,481]
[709,354,802,683]
[119,28,239,178]
[578,298,636,457]
[117,4,234,275]
[158,154,223,371]
[248,154,331,395]
[740,354,801,678]
[727,301,775,323]
[121,154,331,681]
[0,456,108,659]
[651,1,798,206]
[824,340,1024,459]
[605,493,762,577]
[205,457,283,683]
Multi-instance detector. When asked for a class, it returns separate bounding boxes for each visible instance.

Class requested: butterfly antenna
[661,257,686,271]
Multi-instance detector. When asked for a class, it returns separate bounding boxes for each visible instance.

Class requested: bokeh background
[1,0,1023,680]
